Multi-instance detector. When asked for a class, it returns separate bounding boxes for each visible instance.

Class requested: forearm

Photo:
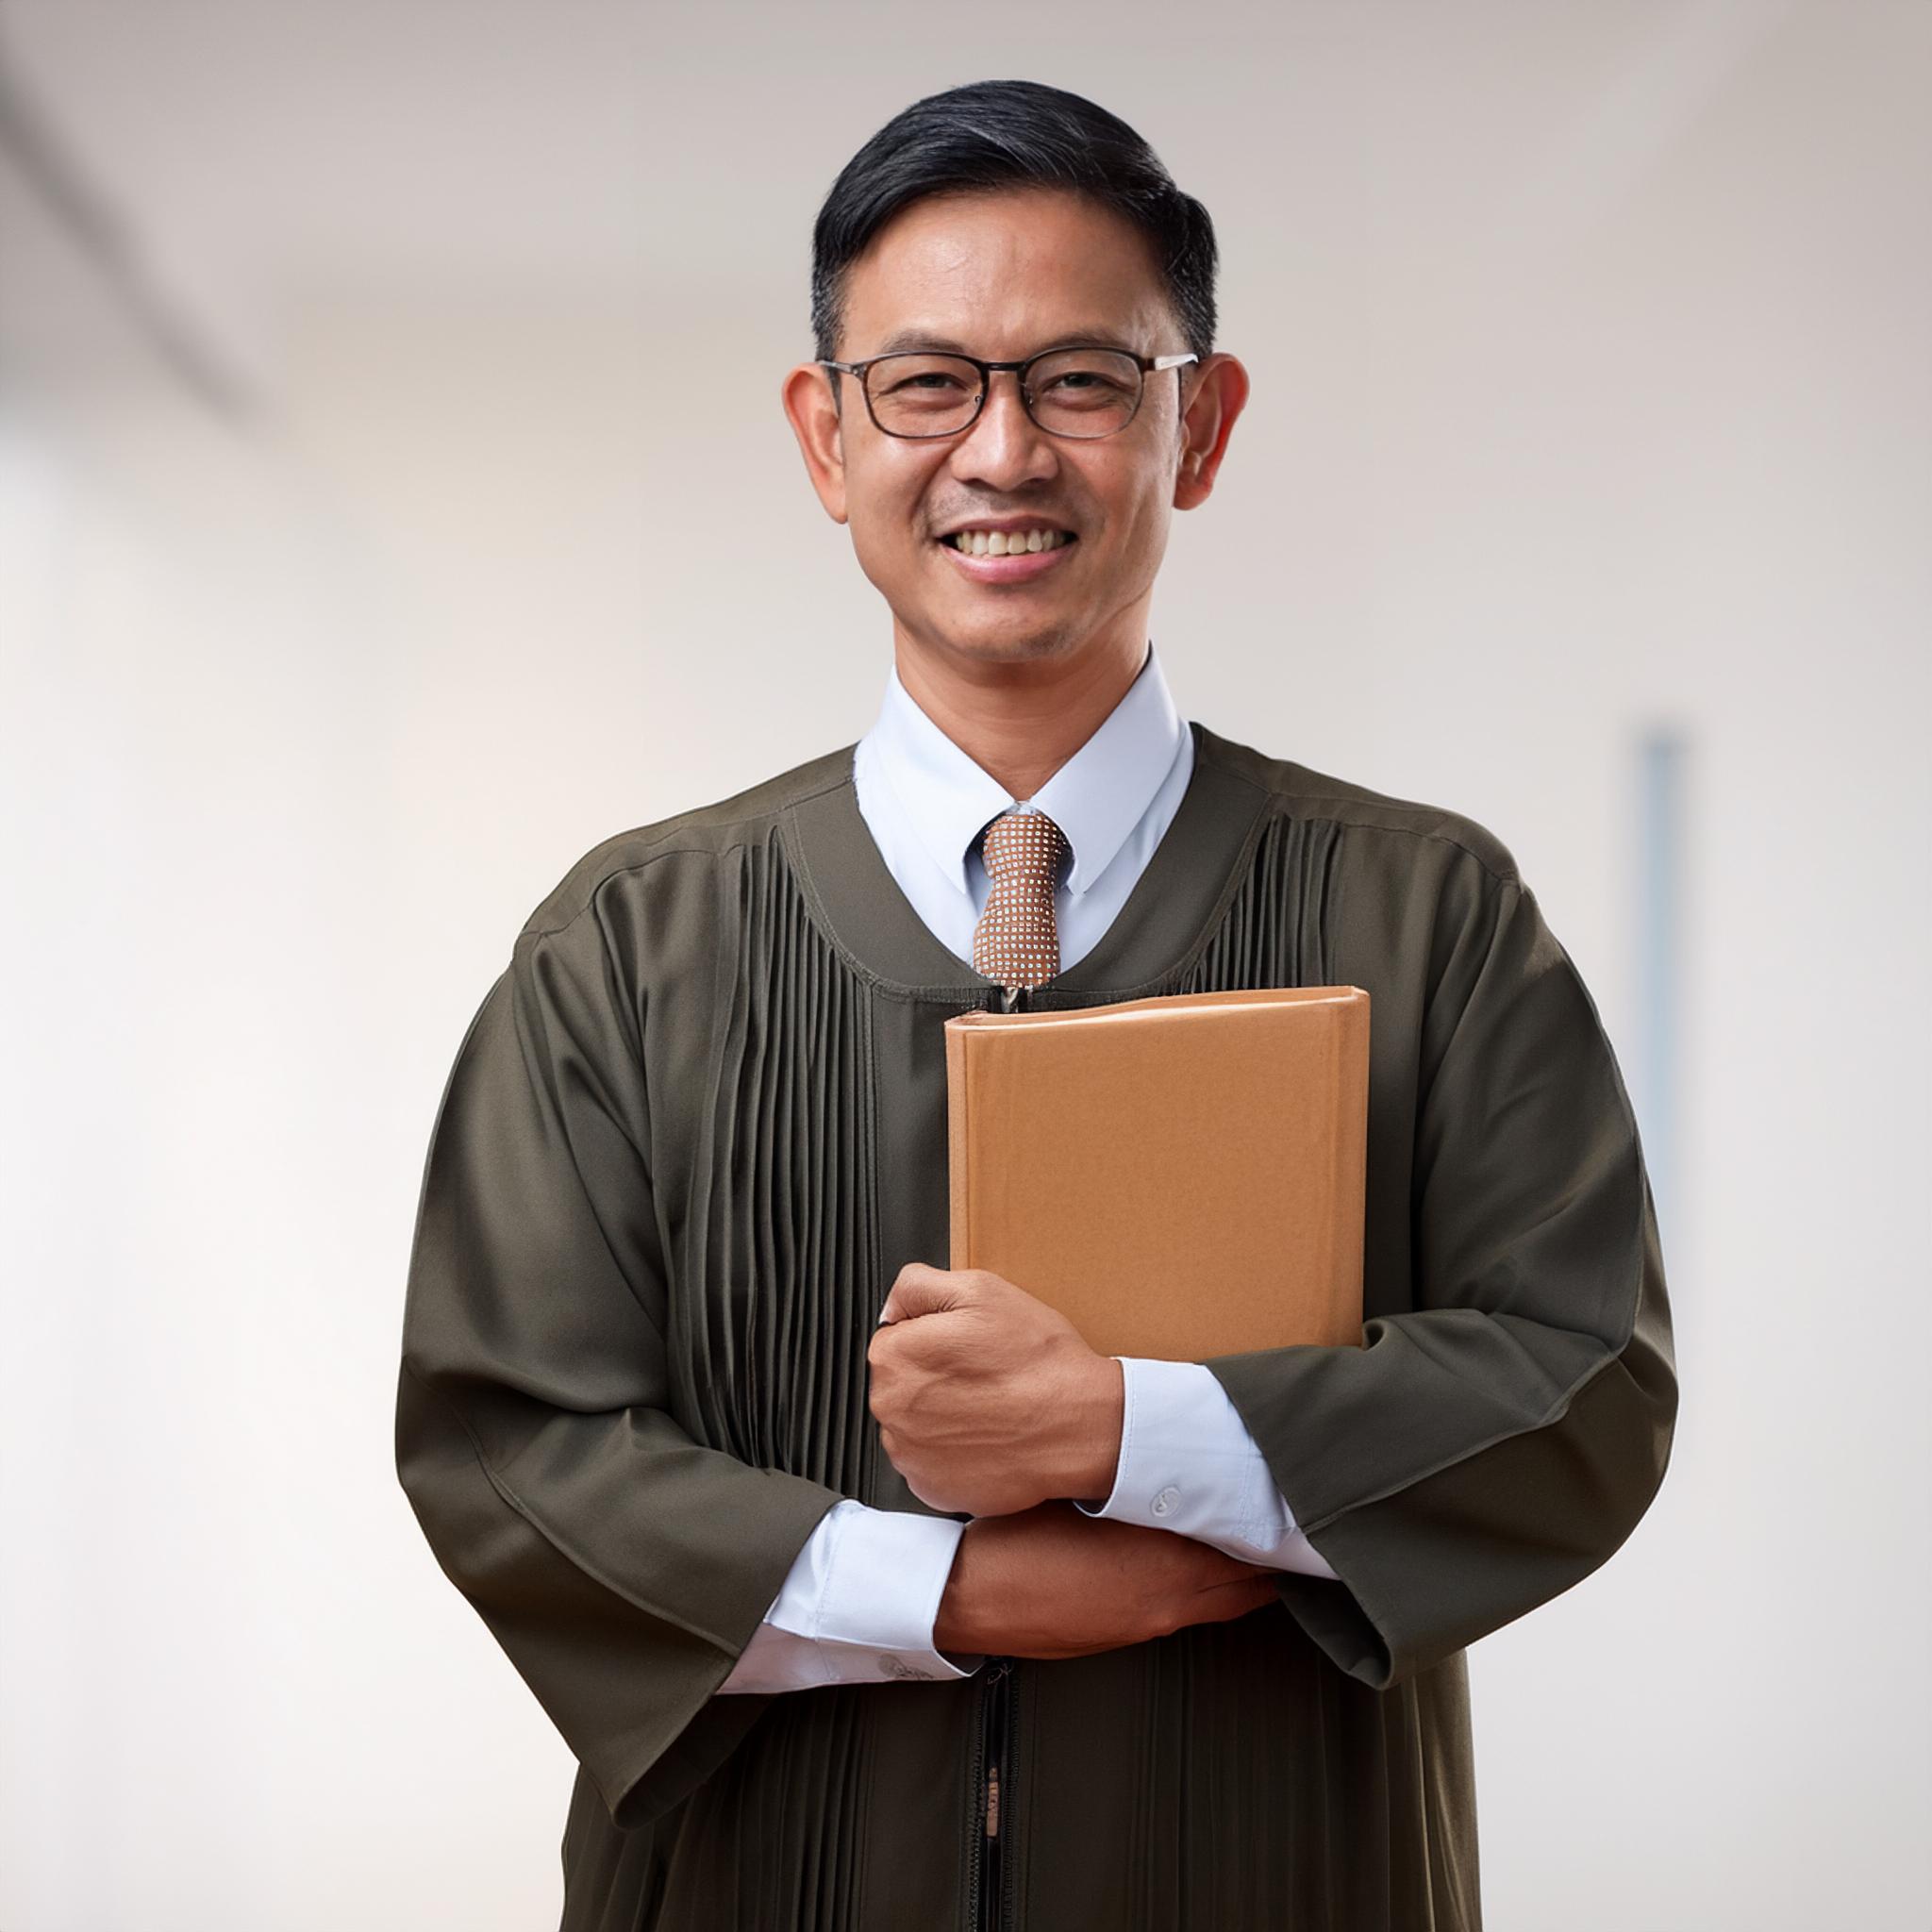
[933,1504,1276,1659]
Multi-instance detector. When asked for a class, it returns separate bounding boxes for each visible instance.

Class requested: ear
[1173,352,1250,511]
[782,361,850,525]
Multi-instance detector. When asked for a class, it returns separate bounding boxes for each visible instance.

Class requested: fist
[866,1264,1124,1518]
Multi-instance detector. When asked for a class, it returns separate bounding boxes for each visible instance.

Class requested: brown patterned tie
[973,808,1069,993]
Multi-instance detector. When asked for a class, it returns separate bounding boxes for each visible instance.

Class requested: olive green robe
[394,721,1676,1931]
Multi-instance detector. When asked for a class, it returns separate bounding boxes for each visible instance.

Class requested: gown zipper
[973,980,1022,1931]
[973,1656,1016,1930]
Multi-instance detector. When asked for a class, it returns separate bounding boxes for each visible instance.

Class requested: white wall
[2,4,1925,1926]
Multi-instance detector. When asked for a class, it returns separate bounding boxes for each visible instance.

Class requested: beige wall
[2,4,1926,1925]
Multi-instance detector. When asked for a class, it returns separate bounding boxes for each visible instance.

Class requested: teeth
[948,528,1071,557]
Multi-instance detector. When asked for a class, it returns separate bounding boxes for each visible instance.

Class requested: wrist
[932,1520,981,1655]
[1064,1354,1124,1506]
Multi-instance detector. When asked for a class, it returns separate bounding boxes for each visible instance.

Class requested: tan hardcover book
[943,986,1370,1359]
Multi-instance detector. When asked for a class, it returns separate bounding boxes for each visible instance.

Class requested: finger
[879,1266,965,1324]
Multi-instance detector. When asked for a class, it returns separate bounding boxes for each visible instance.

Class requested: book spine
[945,1018,972,1271]
[1333,992,1371,1346]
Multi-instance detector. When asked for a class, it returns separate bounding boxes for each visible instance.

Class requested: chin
[939,591,1080,648]
[937,619,1077,665]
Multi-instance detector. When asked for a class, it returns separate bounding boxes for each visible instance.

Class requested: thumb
[878,1265,964,1325]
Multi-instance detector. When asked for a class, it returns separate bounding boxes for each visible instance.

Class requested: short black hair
[810,79,1218,366]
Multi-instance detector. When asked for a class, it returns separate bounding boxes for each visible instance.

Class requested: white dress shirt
[717,641,1339,1695]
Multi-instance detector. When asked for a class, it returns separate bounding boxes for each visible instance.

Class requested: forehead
[838,187,1176,358]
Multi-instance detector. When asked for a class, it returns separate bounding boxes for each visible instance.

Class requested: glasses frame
[817,345,1201,441]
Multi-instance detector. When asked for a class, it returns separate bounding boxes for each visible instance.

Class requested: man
[395,79,1677,1932]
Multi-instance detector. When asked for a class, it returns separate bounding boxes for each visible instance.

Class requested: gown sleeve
[393,899,846,1828]
[1206,850,1679,1688]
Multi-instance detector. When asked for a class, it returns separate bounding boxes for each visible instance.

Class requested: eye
[1040,370,1130,395]
[877,369,973,395]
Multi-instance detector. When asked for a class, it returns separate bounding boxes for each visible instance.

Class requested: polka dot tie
[973,808,1070,993]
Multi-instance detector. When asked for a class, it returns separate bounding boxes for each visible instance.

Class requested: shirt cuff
[721,1500,986,1691]
[1074,1356,1340,1582]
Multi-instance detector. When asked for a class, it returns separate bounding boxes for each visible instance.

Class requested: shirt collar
[859,639,1187,900]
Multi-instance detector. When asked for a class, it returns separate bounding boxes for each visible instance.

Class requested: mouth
[936,525,1079,584]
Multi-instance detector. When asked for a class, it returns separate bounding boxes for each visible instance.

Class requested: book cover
[943,986,1369,1359]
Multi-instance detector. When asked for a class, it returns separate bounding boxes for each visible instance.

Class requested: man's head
[783,80,1248,683]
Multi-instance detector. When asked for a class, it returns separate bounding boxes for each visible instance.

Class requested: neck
[890,613,1151,801]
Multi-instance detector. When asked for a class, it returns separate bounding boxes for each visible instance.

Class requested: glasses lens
[1025,349,1142,438]
[866,355,983,436]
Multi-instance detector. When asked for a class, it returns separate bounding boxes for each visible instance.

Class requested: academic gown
[393,720,1677,1931]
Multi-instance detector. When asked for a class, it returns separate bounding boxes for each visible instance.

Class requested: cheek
[846,509,929,605]
[1076,454,1166,548]
[1112,476,1174,559]
[845,456,937,573]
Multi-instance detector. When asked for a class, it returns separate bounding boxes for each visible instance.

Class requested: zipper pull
[983,1655,1012,1840]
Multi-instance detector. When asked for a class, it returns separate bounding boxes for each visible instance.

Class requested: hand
[866,1264,1124,1518]
[933,1502,1281,1660]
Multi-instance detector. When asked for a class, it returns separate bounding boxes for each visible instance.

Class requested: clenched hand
[866,1263,1124,1517]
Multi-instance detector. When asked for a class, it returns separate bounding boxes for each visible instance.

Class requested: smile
[937,528,1078,583]
[943,528,1074,556]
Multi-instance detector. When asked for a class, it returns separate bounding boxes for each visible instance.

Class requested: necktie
[973,808,1070,993]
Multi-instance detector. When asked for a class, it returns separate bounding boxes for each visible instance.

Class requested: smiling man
[396,79,1677,1932]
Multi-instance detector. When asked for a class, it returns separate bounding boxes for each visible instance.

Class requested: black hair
[809,79,1217,367]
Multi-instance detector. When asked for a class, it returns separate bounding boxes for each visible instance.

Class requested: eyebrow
[867,327,1139,358]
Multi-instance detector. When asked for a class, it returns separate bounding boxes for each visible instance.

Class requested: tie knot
[972,808,1068,994]
[980,808,1068,885]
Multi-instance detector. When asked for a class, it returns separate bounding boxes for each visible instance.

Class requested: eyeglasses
[818,345,1200,441]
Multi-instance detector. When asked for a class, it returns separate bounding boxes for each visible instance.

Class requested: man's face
[785,187,1241,673]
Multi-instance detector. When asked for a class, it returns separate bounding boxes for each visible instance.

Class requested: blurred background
[2,2,1925,1926]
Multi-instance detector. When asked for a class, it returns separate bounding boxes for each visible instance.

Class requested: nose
[947,369,1059,492]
